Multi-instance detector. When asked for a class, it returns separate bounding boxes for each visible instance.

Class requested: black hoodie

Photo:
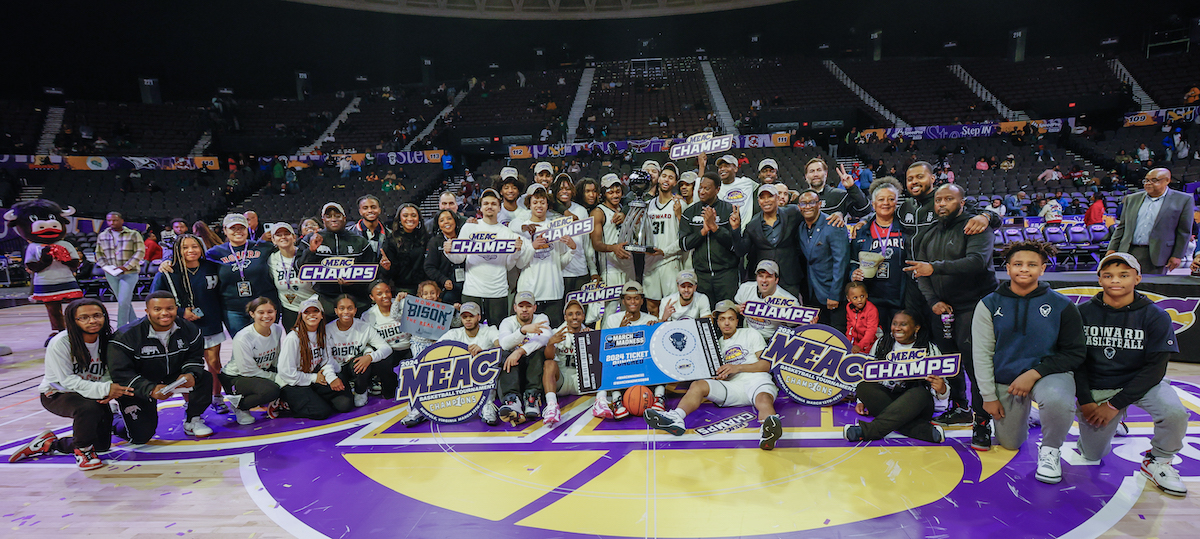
[1076,292,1178,409]
[914,210,998,312]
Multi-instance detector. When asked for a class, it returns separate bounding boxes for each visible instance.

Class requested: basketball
[623,385,655,416]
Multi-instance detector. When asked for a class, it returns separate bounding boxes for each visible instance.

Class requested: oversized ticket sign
[742,300,820,325]
[574,318,723,393]
[763,324,872,406]
[861,349,961,382]
[566,283,623,305]
[536,216,594,243]
[448,238,518,254]
[668,133,735,160]
[399,296,458,341]
[398,340,501,424]
[298,257,378,282]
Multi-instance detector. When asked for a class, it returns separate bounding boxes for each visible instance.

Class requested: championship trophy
[617,169,657,255]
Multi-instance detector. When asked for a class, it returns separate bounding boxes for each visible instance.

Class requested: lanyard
[232,242,250,280]
[870,221,894,255]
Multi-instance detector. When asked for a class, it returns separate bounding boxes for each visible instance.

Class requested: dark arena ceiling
[284,0,800,20]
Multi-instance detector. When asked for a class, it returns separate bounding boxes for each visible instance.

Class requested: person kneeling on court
[497,291,554,425]
[108,291,213,443]
[645,300,784,450]
[845,310,947,444]
[594,281,662,419]
[278,295,352,419]
[1075,253,1189,497]
[433,302,502,426]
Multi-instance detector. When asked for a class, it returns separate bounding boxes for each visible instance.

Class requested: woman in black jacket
[424,209,466,305]
[381,203,430,296]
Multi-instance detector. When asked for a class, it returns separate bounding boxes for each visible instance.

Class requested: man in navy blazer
[733,184,805,299]
[1108,168,1195,274]
[796,189,850,331]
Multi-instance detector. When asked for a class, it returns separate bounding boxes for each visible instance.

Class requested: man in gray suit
[1108,168,1195,274]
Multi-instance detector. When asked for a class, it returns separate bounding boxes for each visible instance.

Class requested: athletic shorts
[706,372,778,408]
[555,365,581,396]
[204,332,227,350]
[642,259,682,301]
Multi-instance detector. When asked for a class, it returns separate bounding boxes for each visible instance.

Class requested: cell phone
[191,307,205,318]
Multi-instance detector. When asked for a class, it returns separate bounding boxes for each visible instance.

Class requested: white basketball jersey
[646,197,682,270]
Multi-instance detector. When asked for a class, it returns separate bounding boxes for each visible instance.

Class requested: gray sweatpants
[992,372,1076,450]
[1076,380,1189,461]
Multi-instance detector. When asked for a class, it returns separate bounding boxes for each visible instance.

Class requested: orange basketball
[623,385,655,417]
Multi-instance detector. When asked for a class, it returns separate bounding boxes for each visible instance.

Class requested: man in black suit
[733,184,804,298]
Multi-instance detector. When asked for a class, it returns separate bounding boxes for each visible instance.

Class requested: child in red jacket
[845,282,879,354]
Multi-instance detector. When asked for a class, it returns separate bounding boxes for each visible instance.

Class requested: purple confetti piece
[165,523,175,528]
[824,519,831,525]
[61,514,72,518]
[192,479,201,484]
[1139,515,1145,520]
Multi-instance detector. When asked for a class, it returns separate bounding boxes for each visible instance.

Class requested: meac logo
[398,340,501,424]
[763,324,871,406]
[1055,286,1200,334]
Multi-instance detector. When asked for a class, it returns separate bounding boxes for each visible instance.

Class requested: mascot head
[4,199,75,244]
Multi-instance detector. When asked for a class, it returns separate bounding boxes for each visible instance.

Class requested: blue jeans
[105,272,139,329]
[223,310,254,336]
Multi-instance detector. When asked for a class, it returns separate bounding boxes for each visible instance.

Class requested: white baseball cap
[757,183,780,197]
[321,202,346,216]
[534,162,554,175]
[222,213,249,229]
[601,173,622,189]
[515,291,536,306]
[299,295,322,314]
[758,158,779,171]
[269,222,295,235]
[641,160,661,172]
[678,171,698,184]
[718,155,738,166]
[500,167,519,180]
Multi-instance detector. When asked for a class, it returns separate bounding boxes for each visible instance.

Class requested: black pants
[816,301,848,333]
[936,306,989,424]
[337,356,399,398]
[696,267,739,305]
[217,373,281,410]
[463,294,510,328]
[537,298,564,328]
[280,383,353,420]
[497,348,546,399]
[855,382,939,442]
[117,373,213,444]
[280,307,299,333]
[40,392,113,452]
[564,275,593,296]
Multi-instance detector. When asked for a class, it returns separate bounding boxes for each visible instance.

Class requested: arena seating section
[332,89,444,152]
[229,96,349,144]
[59,101,207,156]
[959,56,1124,112]
[1119,51,1200,108]
[584,59,710,141]
[32,168,235,224]
[837,59,999,126]
[0,100,46,154]
[710,56,891,128]
[453,68,582,143]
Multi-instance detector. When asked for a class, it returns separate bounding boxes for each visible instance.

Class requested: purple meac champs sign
[298,257,378,282]
[861,349,961,382]
[742,300,819,325]
[566,284,623,305]
[535,216,594,242]
[669,133,735,160]
[448,238,518,254]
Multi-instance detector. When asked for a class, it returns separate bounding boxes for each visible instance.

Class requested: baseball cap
[1098,252,1141,275]
[601,173,622,189]
[718,155,738,167]
[523,184,548,208]
[676,270,698,286]
[678,171,698,184]
[713,299,739,314]
[321,202,345,216]
[515,291,536,306]
[758,158,779,171]
[534,162,554,175]
[500,167,519,181]
[223,213,250,229]
[757,183,780,197]
[269,222,295,235]
[460,302,482,317]
[641,160,661,172]
[756,260,780,275]
[298,295,322,314]
[564,298,585,313]
[555,172,573,184]
[661,162,680,178]
[480,188,500,201]
[622,281,644,296]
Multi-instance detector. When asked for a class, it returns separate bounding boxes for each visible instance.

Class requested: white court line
[239,452,329,539]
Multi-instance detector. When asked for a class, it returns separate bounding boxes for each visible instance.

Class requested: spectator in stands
[95,212,145,328]
[1037,165,1063,184]
[856,162,874,191]
[987,156,1000,170]
[244,211,265,242]
[827,130,840,159]
[1000,154,1015,172]
[1108,168,1195,274]
[300,218,321,237]
[1040,197,1064,224]
[1114,149,1133,176]
[975,157,990,171]
[1136,143,1153,163]
[1186,86,1200,104]
[1003,192,1021,215]
[365,170,379,183]
[986,199,1006,217]
[143,230,163,262]
[384,170,397,184]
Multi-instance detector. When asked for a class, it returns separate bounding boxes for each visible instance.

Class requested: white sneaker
[354,392,368,408]
[1142,454,1188,496]
[644,409,685,436]
[1115,421,1130,437]
[402,407,427,428]
[233,408,255,425]
[1036,445,1062,484]
[481,401,500,426]
[183,416,213,438]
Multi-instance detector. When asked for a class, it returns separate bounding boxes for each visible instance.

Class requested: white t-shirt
[439,324,501,350]
[719,328,767,384]
[498,204,529,228]
[268,251,316,312]
[225,323,283,381]
[550,323,585,368]
[38,332,110,399]
[510,216,572,301]
[602,310,658,330]
[660,292,712,320]
[277,330,337,387]
[734,281,799,340]
[325,319,393,372]
[718,176,758,231]
[597,204,635,279]
[447,221,522,299]
[360,303,411,351]
[562,202,593,278]
[498,313,553,354]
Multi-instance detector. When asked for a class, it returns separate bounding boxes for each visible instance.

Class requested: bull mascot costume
[5,200,83,345]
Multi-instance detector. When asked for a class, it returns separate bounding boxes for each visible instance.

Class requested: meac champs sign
[398,340,502,424]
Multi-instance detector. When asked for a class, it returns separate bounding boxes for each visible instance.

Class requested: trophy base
[624,245,653,254]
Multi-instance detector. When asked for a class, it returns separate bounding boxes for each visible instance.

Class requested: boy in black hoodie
[1075,253,1188,497]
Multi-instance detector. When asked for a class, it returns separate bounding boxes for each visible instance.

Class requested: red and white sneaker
[72,446,104,471]
[591,396,614,419]
[8,430,57,463]
[613,401,630,420]
[650,399,666,412]
[266,399,282,419]
[542,402,562,427]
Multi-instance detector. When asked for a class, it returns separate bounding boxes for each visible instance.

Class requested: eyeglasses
[75,314,105,322]
[1143,177,1167,184]
[798,202,820,208]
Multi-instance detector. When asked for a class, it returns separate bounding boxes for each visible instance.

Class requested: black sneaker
[759,415,783,451]
[971,423,992,452]
[932,407,974,427]
[498,394,524,426]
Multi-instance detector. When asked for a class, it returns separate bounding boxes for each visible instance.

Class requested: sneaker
[650,398,666,412]
[8,430,57,463]
[211,395,231,414]
[612,401,630,420]
[971,423,992,452]
[932,407,973,427]
[402,407,427,428]
[1115,421,1130,437]
[1142,453,1188,496]
[645,409,686,436]
[591,396,614,419]
[183,416,214,438]
[369,381,383,396]
[932,425,946,444]
[499,394,524,426]
[266,399,282,420]
[523,392,541,421]
[233,408,255,425]
[481,401,500,426]
[760,415,783,451]
[843,424,864,442]
[542,402,562,427]
[354,392,368,408]
[1036,445,1062,484]
[72,446,104,471]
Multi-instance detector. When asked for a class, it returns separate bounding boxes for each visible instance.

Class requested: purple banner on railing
[0,155,220,171]
[864,118,1074,142]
